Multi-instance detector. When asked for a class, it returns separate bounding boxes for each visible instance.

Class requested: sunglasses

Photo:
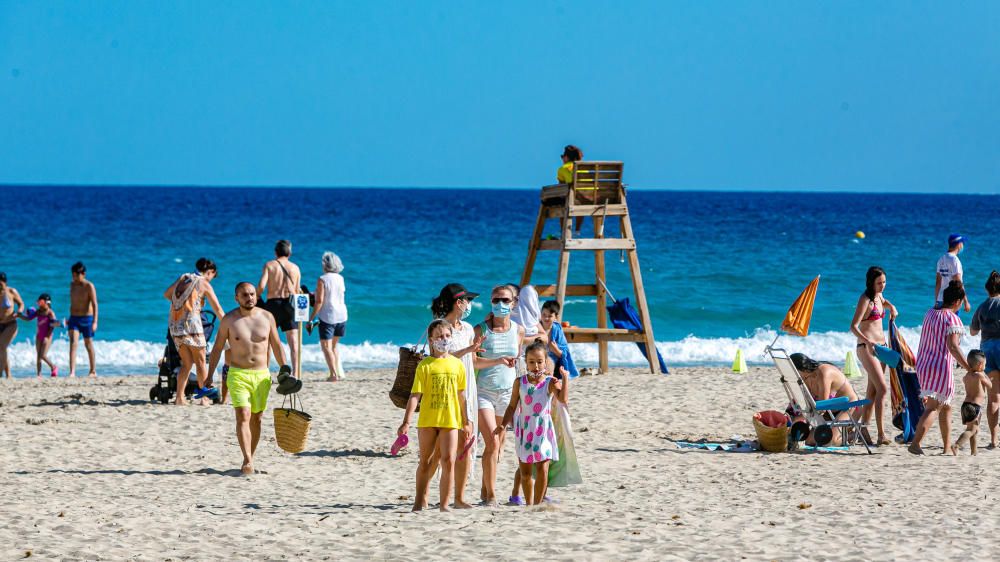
[491,298,512,304]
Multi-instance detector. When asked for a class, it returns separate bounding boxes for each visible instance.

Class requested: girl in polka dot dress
[497,339,562,505]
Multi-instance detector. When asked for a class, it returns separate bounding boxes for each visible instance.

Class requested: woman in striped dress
[909,280,971,455]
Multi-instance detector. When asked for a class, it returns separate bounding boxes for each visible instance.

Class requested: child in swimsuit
[954,350,992,455]
[497,339,562,505]
[19,293,60,377]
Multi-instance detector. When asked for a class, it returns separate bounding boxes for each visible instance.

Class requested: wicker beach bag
[390,337,426,409]
[273,394,312,454]
[753,410,790,453]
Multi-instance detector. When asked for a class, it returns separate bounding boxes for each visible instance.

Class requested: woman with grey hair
[308,251,348,381]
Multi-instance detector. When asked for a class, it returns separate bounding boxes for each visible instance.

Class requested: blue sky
[1,2,997,192]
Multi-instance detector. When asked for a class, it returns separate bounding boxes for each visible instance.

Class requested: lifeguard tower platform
[520,161,658,374]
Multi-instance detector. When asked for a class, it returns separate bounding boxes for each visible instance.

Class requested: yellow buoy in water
[855,231,865,239]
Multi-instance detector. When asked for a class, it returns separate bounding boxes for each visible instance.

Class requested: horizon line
[1,182,997,196]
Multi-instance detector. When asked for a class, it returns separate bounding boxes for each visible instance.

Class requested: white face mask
[432,337,452,353]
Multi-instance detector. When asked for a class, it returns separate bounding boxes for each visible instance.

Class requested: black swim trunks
[961,401,982,425]
[264,297,295,332]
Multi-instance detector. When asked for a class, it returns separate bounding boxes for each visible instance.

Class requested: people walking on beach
[258,240,302,376]
[0,272,25,378]
[430,283,485,508]
[67,262,98,377]
[934,234,970,311]
[474,284,524,506]
[164,258,225,405]
[498,339,562,505]
[396,319,472,511]
[953,350,991,455]
[207,282,291,475]
[909,281,970,455]
[849,266,898,446]
[307,251,348,382]
[970,271,1000,447]
[19,294,59,377]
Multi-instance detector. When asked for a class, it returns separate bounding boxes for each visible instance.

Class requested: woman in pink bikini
[849,266,898,446]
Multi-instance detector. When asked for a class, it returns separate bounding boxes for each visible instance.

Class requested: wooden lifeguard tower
[520,161,659,374]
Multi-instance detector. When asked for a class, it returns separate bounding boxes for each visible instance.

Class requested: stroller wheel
[158,387,172,404]
[814,424,834,447]
[149,387,158,402]
[790,421,811,442]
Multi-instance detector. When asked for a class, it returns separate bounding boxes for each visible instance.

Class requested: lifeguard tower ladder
[520,161,657,374]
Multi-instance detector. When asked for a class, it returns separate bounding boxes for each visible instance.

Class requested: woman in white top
[431,283,486,508]
[309,252,348,382]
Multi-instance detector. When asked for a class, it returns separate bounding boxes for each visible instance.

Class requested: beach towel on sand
[888,319,923,443]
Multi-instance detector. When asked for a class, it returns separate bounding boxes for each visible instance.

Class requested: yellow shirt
[411,355,467,429]
[557,162,574,184]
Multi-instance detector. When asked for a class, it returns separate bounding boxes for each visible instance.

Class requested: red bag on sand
[754,410,789,429]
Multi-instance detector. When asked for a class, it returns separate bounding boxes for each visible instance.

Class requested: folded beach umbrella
[606,296,669,374]
[780,276,820,337]
[888,319,922,442]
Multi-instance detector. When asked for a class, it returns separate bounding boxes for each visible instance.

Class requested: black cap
[439,283,478,301]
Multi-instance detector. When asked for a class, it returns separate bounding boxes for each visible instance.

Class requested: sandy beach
[2,366,998,561]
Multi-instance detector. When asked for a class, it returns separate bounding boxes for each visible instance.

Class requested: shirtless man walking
[208,282,299,475]
[258,240,302,376]
[68,261,99,377]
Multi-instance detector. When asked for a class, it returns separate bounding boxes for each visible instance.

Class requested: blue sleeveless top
[476,319,520,393]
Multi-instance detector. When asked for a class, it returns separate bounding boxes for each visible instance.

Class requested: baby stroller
[149,310,221,404]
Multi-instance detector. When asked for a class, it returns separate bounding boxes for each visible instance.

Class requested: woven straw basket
[273,395,312,454]
[390,345,425,409]
[753,410,789,453]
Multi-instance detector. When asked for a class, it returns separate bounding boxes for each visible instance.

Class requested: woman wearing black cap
[431,283,485,508]
[0,272,25,378]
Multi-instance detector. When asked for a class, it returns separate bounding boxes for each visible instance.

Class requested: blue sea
[2,185,998,377]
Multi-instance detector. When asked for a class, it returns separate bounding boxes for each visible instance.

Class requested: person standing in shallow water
[0,272,25,378]
[934,234,970,312]
[258,240,301,377]
[849,266,897,446]
[308,251,348,382]
[67,262,98,377]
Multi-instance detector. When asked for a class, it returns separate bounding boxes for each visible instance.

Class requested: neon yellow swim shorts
[227,367,271,413]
